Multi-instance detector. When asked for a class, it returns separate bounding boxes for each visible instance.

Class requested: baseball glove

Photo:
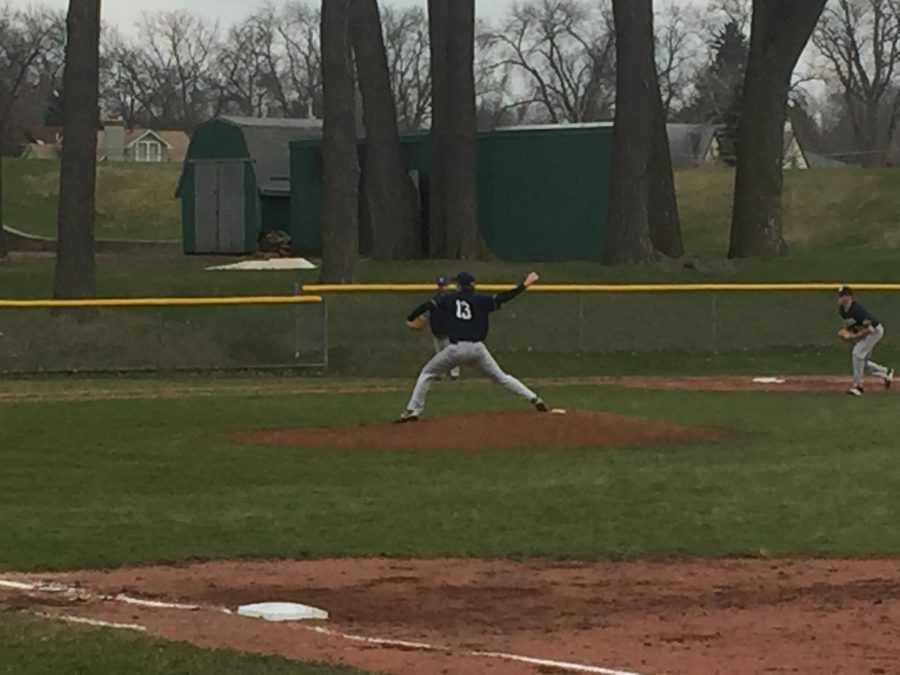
[838,327,857,342]
[407,315,428,332]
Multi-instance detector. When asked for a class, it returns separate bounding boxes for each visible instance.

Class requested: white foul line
[2,577,643,675]
[37,613,147,633]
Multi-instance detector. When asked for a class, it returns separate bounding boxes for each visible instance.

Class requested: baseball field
[3,166,900,672]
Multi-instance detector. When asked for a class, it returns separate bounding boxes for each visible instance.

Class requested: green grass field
[3,158,900,251]
[1,158,182,241]
[0,612,363,675]
[1,378,899,671]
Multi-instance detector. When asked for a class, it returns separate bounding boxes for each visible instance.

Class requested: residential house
[667,121,808,169]
[20,120,189,163]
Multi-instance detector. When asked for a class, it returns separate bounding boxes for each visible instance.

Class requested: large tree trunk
[442,0,480,259]
[648,69,683,259]
[728,0,826,259]
[53,0,101,299]
[603,0,655,265]
[426,0,449,257]
[351,0,423,260]
[320,0,360,282]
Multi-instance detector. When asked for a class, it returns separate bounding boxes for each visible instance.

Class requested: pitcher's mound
[231,409,720,450]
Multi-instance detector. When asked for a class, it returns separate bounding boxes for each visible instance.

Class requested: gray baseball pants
[852,324,889,387]
[433,336,461,379]
[406,341,536,414]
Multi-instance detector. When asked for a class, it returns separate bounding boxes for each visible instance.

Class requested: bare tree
[351,0,422,260]
[217,8,283,117]
[655,1,703,118]
[603,0,656,264]
[54,0,101,299]
[382,5,431,130]
[281,2,323,117]
[813,0,900,166]
[320,0,358,282]
[729,0,827,259]
[0,6,64,260]
[484,0,616,123]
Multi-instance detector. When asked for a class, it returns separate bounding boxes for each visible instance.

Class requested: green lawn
[3,158,900,251]
[1,158,181,241]
[3,378,898,671]
[0,612,363,675]
[1,382,898,571]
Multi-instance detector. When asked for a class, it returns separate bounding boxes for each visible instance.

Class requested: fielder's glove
[837,328,857,342]
[407,315,428,331]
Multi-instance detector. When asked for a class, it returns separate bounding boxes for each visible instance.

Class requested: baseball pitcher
[837,285,894,396]
[396,271,548,422]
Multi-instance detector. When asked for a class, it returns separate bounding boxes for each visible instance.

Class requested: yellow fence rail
[301,283,900,293]
[0,295,323,309]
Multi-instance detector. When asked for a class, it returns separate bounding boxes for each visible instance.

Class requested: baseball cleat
[532,397,549,412]
[394,410,420,424]
[847,386,864,397]
[885,369,894,389]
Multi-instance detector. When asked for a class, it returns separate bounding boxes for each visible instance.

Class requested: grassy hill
[2,158,900,252]
[1,158,182,241]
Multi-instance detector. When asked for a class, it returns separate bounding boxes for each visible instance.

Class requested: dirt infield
[3,557,899,674]
[230,409,721,450]
[617,374,887,392]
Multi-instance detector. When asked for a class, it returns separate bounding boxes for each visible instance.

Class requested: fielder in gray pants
[838,285,894,396]
[397,271,548,422]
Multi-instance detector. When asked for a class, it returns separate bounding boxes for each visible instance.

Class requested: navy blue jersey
[407,293,452,337]
[840,301,880,333]
[433,285,526,342]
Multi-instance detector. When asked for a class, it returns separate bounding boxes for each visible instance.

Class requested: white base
[752,377,786,384]
[237,601,329,622]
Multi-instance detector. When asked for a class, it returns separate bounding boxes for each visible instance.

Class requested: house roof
[220,116,323,195]
[667,123,720,168]
[125,129,173,148]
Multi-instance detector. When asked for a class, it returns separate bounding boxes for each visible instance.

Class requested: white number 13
[456,300,472,320]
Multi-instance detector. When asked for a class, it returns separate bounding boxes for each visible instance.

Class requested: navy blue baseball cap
[455,271,476,287]
[838,285,853,297]
[436,276,450,287]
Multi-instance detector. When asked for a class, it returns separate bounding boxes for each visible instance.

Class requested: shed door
[194,162,219,252]
[217,162,246,253]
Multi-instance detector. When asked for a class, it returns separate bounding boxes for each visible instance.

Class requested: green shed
[177,116,322,254]
[289,123,614,261]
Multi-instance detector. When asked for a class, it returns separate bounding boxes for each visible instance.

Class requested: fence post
[710,292,719,355]
[578,294,586,352]
[294,283,302,360]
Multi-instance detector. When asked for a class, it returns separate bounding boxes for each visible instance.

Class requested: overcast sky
[27,0,714,33]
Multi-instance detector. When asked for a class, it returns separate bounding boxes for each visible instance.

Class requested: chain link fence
[0,296,327,374]
[1,286,897,376]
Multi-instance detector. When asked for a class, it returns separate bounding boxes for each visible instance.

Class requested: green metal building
[289,123,614,261]
[177,116,322,254]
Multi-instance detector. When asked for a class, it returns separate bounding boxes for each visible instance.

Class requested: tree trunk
[603,0,655,265]
[442,0,480,259]
[728,0,826,259]
[320,0,360,283]
[53,0,101,299]
[648,67,683,259]
[351,0,423,260]
[427,0,449,257]
[0,132,7,261]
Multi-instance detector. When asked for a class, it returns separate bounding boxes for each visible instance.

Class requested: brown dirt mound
[230,409,720,450]
[4,557,899,675]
